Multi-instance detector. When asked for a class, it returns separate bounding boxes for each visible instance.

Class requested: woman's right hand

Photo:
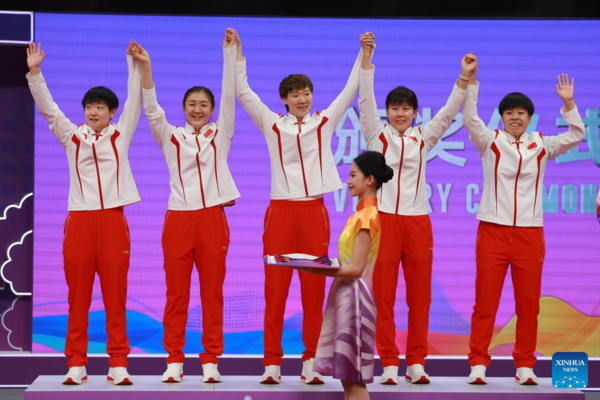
[27,42,45,75]
[224,27,236,48]
[360,32,375,69]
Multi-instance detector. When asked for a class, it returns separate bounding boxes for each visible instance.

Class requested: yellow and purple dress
[314,196,381,383]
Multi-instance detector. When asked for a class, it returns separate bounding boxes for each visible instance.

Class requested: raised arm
[420,53,473,149]
[26,42,77,148]
[136,44,175,148]
[217,28,237,139]
[116,40,143,141]
[322,44,370,126]
[136,44,154,91]
[234,31,278,134]
[462,55,496,155]
[545,74,586,159]
[358,32,381,146]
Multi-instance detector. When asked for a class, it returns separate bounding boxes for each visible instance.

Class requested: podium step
[25,375,584,399]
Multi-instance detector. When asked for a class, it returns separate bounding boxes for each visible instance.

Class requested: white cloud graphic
[0,193,33,221]
[1,230,33,296]
[1,296,24,351]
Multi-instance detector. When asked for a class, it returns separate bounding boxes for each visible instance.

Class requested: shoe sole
[107,376,133,385]
[380,378,398,385]
[469,378,487,385]
[300,376,324,384]
[516,377,537,385]
[406,375,430,384]
[162,375,183,383]
[63,376,87,385]
[260,376,281,384]
[203,377,222,383]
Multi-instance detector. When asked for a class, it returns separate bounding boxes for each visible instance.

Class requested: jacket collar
[184,121,215,136]
[388,124,414,138]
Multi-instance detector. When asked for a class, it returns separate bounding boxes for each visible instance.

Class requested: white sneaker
[300,358,324,384]
[202,363,222,383]
[468,365,487,384]
[515,367,538,385]
[107,367,133,385]
[260,365,281,384]
[405,364,431,384]
[161,363,183,383]
[63,366,87,385]
[379,365,399,385]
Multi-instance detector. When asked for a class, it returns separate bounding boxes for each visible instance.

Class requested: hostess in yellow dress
[314,196,381,383]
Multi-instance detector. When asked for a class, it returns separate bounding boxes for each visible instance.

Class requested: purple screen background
[31,14,600,356]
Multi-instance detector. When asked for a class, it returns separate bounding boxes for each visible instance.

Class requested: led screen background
[32,14,600,357]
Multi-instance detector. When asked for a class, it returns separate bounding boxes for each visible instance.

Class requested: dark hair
[183,86,215,108]
[354,151,394,190]
[385,86,418,111]
[498,92,534,116]
[81,87,119,111]
[279,74,313,112]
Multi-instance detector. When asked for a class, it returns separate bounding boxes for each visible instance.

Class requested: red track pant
[162,207,229,365]
[63,207,131,368]
[373,213,433,367]
[469,221,545,368]
[262,199,328,366]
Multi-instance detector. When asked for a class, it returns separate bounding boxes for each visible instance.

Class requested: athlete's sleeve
[462,82,495,155]
[544,106,586,160]
[322,48,365,127]
[26,71,78,149]
[358,65,382,147]
[217,44,237,141]
[142,85,175,149]
[421,82,466,149]
[116,54,143,142]
[235,57,279,134]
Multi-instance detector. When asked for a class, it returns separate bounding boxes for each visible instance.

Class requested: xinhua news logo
[552,352,588,388]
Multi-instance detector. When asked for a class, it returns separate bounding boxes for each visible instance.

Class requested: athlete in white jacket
[234,30,371,384]
[26,40,143,385]
[462,54,585,385]
[358,33,473,385]
[135,29,240,384]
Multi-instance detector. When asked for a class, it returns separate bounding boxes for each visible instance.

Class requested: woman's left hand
[555,73,575,110]
[132,44,151,66]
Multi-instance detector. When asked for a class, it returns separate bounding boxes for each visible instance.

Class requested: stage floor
[25,376,584,399]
